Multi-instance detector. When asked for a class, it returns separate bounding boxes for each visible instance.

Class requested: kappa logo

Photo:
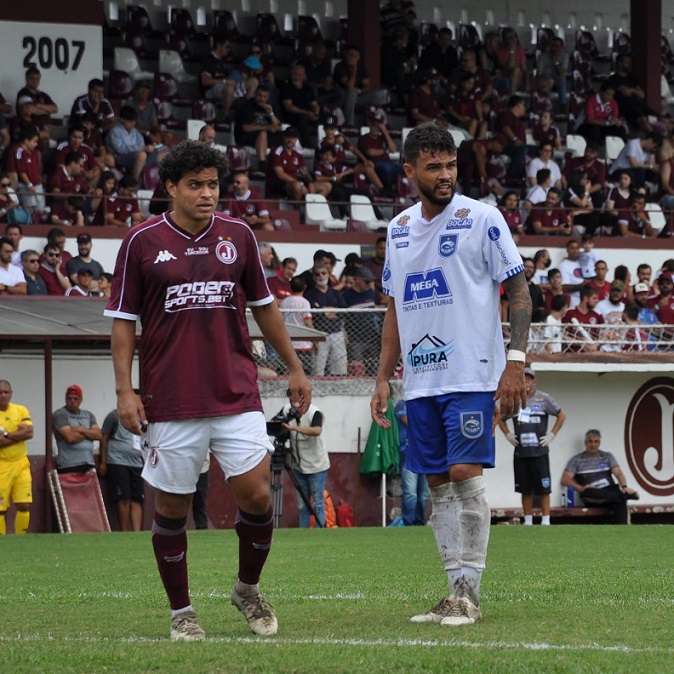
[154,250,177,264]
[625,377,674,496]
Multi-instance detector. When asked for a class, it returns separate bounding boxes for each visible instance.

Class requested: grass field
[1,525,673,673]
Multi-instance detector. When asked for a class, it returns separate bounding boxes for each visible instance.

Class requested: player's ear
[403,162,415,181]
[165,180,178,199]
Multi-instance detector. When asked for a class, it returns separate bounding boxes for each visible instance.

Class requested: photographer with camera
[277,393,329,528]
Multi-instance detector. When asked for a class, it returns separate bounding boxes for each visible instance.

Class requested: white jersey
[383,195,524,400]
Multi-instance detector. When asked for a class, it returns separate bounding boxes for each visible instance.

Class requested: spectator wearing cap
[66,232,105,291]
[281,64,320,148]
[498,367,566,526]
[234,84,283,172]
[333,45,388,126]
[647,272,674,324]
[65,266,98,297]
[616,192,655,239]
[320,118,384,192]
[418,27,458,80]
[408,69,447,127]
[222,54,262,121]
[267,127,332,201]
[357,111,404,194]
[342,266,380,375]
[633,282,659,325]
[52,385,102,474]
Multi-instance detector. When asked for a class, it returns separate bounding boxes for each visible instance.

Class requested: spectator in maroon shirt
[408,68,446,126]
[446,73,487,139]
[527,187,572,235]
[562,142,606,208]
[562,285,605,352]
[357,110,404,194]
[48,151,94,226]
[496,95,529,179]
[363,236,388,305]
[457,134,507,197]
[495,28,530,94]
[532,111,563,151]
[105,176,142,228]
[37,243,71,296]
[70,78,116,133]
[55,124,101,189]
[648,272,674,323]
[223,172,272,231]
[6,125,45,216]
[267,257,297,304]
[449,48,494,115]
[15,67,58,150]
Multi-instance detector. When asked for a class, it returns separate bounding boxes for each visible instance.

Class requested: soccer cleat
[170,610,206,641]
[231,587,278,636]
[409,597,456,623]
[439,597,482,627]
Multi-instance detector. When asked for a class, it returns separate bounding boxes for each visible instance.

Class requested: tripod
[270,438,322,529]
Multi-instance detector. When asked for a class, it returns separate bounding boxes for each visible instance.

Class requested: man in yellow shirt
[0,379,34,534]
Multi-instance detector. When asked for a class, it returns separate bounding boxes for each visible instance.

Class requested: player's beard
[417,180,455,208]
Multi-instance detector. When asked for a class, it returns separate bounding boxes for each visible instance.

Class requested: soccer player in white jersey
[370,123,531,626]
[105,141,311,641]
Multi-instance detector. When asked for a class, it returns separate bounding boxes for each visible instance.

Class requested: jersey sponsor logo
[216,240,238,264]
[460,411,484,439]
[403,268,452,311]
[383,262,391,282]
[488,226,512,266]
[438,234,458,259]
[185,246,209,256]
[396,214,410,225]
[154,250,177,264]
[395,241,409,249]
[406,333,454,372]
[391,224,410,239]
[455,208,471,218]
[488,226,500,241]
[164,280,236,311]
[625,377,674,496]
[445,216,472,229]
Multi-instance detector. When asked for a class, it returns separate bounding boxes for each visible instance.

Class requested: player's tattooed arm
[502,272,532,353]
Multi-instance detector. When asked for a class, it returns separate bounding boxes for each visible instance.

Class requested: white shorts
[141,412,274,494]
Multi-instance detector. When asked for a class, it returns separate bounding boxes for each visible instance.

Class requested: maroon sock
[235,508,273,585]
[152,512,190,610]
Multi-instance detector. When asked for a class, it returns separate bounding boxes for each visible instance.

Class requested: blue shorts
[406,392,496,474]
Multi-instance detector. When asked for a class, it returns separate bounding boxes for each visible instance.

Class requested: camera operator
[278,394,329,528]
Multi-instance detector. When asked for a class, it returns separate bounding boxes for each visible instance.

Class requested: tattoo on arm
[503,272,532,352]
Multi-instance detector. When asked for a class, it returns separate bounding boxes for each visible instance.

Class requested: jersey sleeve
[241,225,274,307]
[52,408,69,430]
[104,227,146,320]
[481,208,525,282]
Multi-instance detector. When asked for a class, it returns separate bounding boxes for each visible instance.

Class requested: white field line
[1,634,673,654]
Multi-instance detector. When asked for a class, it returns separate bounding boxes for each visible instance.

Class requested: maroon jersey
[37,263,67,296]
[105,212,273,422]
[407,85,442,121]
[6,143,42,184]
[532,124,560,147]
[358,133,391,162]
[267,146,305,190]
[562,307,604,351]
[563,156,606,186]
[70,94,115,126]
[528,207,567,234]
[319,136,353,167]
[48,166,90,220]
[585,93,619,124]
[16,86,55,127]
[267,276,292,302]
[499,207,523,234]
[105,192,140,224]
[586,280,610,301]
[495,111,526,144]
[55,140,97,172]
[223,188,269,220]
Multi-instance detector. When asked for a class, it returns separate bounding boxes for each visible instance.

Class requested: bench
[491,504,674,525]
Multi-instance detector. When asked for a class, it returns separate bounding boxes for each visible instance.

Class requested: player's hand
[506,432,519,447]
[117,389,147,436]
[288,368,311,416]
[370,381,391,429]
[494,361,527,418]
[540,432,556,447]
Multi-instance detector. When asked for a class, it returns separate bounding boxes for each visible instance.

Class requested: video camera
[266,407,301,445]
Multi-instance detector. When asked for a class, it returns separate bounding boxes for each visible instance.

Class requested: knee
[240,483,271,514]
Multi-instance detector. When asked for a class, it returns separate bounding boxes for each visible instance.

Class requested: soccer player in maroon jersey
[105,141,311,641]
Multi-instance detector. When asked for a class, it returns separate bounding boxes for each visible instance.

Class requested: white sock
[541,515,551,526]
[429,482,459,593]
[523,515,533,525]
[236,579,260,597]
[171,604,194,618]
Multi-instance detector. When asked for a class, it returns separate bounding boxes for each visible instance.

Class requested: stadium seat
[605,136,625,165]
[350,194,389,231]
[113,48,154,81]
[158,50,198,84]
[448,128,465,149]
[273,217,293,231]
[566,134,587,157]
[296,15,323,44]
[458,23,482,50]
[256,13,292,45]
[226,146,252,173]
[108,70,134,101]
[212,10,247,43]
[187,118,203,140]
[155,100,187,130]
[137,188,154,218]
[419,23,439,50]
[154,72,192,105]
[613,32,631,55]
[169,8,208,42]
[142,166,160,191]
[125,5,165,39]
[305,194,347,231]
[645,203,667,235]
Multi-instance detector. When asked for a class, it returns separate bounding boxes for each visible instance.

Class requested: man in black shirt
[280,65,320,147]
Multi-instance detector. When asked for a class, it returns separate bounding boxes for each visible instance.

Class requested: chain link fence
[252,309,674,396]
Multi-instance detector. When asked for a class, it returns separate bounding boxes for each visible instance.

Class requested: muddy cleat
[231,587,278,636]
[170,610,206,641]
[409,597,456,623]
[439,597,482,626]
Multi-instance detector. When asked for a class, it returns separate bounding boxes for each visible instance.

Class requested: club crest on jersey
[445,208,472,229]
[438,234,458,259]
[460,412,484,439]
[216,240,238,264]
[407,334,454,371]
[383,262,392,282]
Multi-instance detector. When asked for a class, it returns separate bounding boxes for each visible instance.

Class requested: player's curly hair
[403,122,456,165]
[159,140,229,186]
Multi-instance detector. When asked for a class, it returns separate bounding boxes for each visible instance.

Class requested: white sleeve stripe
[248,294,275,307]
[500,265,525,280]
[103,309,139,321]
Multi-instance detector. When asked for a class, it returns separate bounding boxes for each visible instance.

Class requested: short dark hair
[580,284,599,299]
[508,95,524,108]
[20,125,39,142]
[5,223,23,235]
[88,78,105,90]
[282,257,298,267]
[551,294,567,311]
[64,151,82,166]
[290,276,306,293]
[100,272,113,283]
[548,267,560,279]
[26,66,40,78]
[0,236,13,249]
[119,175,138,190]
[119,106,138,122]
[47,227,66,242]
[159,140,229,187]
[68,124,87,137]
[536,168,551,184]
[403,122,456,166]
[624,302,640,321]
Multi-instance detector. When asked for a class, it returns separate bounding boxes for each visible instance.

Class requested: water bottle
[561,487,574,507]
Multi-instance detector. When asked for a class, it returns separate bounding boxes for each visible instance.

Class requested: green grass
[1,526,673,673]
